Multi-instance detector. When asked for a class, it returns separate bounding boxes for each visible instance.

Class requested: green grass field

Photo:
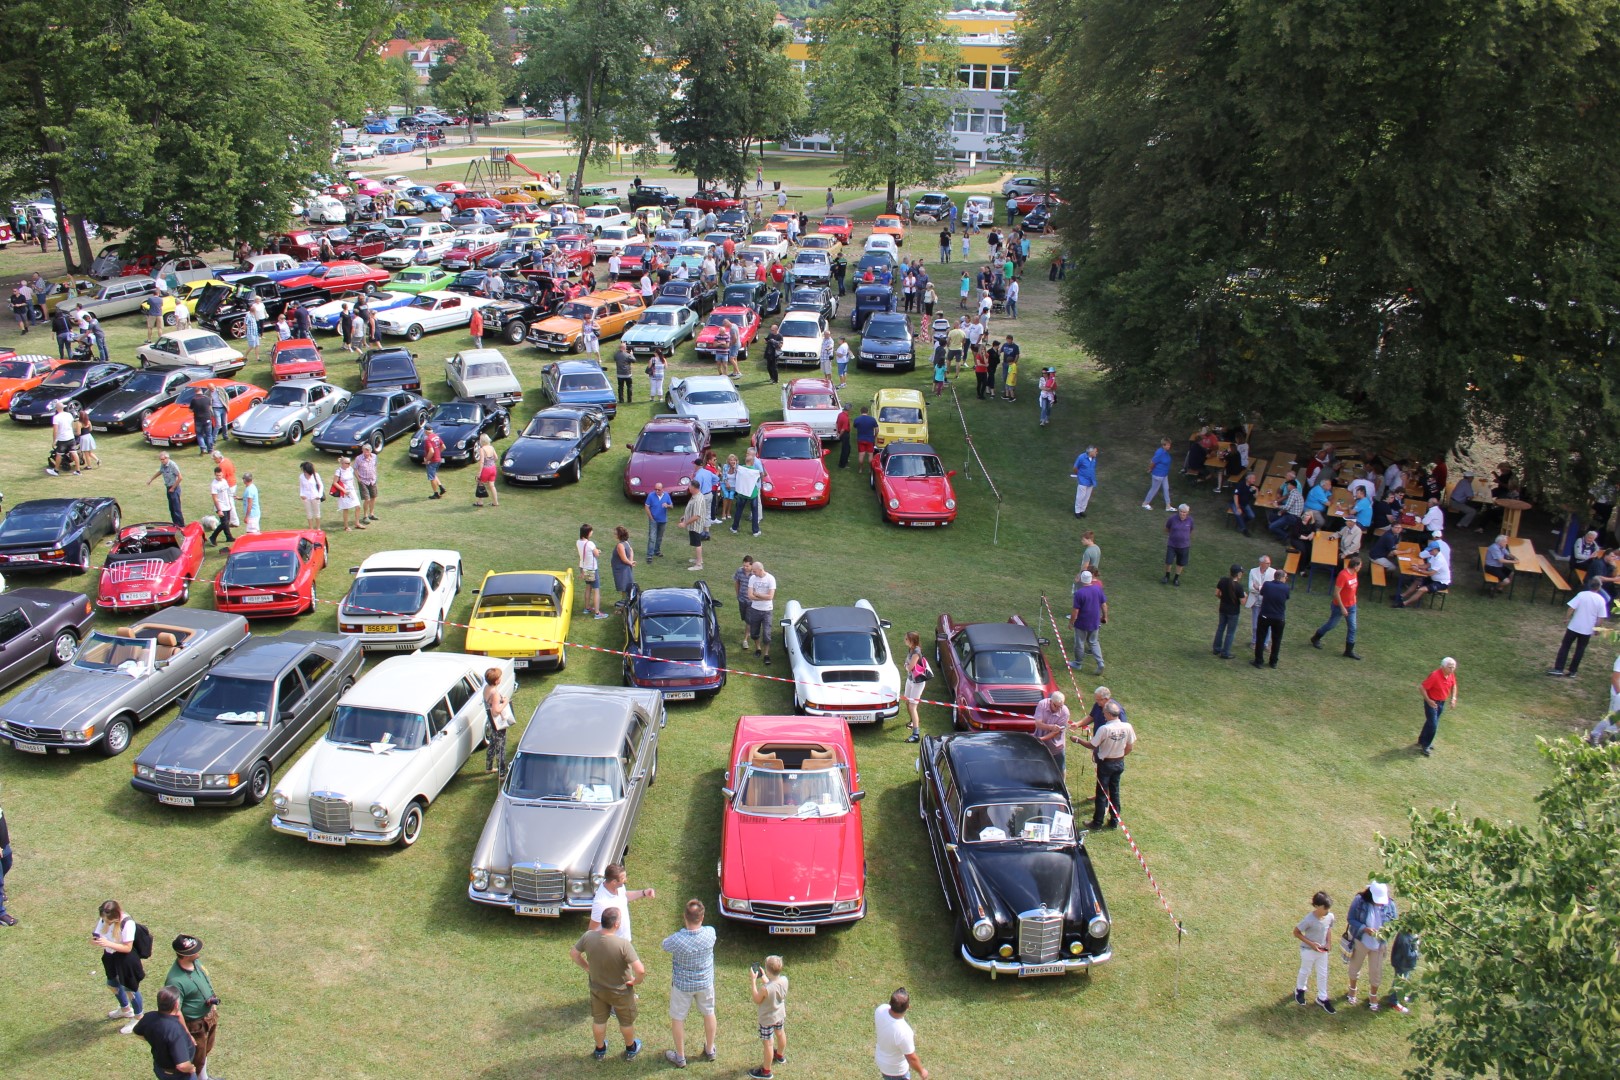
[0,213,1597,1080]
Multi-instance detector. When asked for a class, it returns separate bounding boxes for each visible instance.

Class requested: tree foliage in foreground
[1381,740,1620,1079]
[1013,0,1620,502]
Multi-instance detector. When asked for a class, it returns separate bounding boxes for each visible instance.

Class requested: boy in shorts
[749,955,788,1079]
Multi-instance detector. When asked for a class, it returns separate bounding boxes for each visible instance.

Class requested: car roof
[875,387,924,405]
[7,497,81,515]
[677,375,737,391]
[945,731,1066,800]
[158,329,221,342]
[228,530,317,553]
[357,549,459,575]
[340,653,481,710]
[514,685,663,755]
[786,377,833,391]
[1,587,87,613]
[481,571,562,597]
[757,421,817,437]
[960,621,1041,651]
[555,360,607,374]
[643,414,699,430]
[883,442,938,458]
[211,633,334,678]
[452,348,509,365]
[799,605,879,634]
[638,586,706,615]
[866,312,908,326]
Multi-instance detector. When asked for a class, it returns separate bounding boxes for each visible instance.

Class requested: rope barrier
[947,382,1003,544]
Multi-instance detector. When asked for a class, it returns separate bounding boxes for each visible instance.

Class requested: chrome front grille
[750,901,834,922]
[2,722,64,743]
[511,864,566,902]
[1018,908,1064,963]
[309,794,352,833]
[983,688,1045,706]
[155,767,201,790]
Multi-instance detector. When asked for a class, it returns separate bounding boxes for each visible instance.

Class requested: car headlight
[972,917,996,942]
[369,802,389,821]
[271,791,288,811]
[888,498,900,509]
[1087,915,1111,939]
[63,725,91,742]
[203,773,237,788]
[471,868,490,891]
[503,457,514,467]
[136,764,155,779]
[456,437,471,449]
[761,481,773,492]
[628,475,641,485]
[945,499,956,510]
[831,898,861,913]
[180,422,192,433]
[568,877,591,897]
[723,897,751,914]
[813,482,825,493]
[548,460,561,469]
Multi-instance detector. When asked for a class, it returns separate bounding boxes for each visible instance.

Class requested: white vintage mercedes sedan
[269,652,514,847]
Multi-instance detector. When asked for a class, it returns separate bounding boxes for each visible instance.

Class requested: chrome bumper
[270,814,401,846]
[960,945,1112,977]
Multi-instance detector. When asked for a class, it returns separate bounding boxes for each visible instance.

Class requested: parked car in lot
[136,329,246,376]
[932,616,1058,732]
[358,348,422,393]
[7,361,133,423]
[911,192,953,222]
[467,685,665,916]
[276,260,392,298]
[653,278,716,317]
[620,581,726,697]
[85,366,210,432]
[143,380,267,447]
[0,355,68,411]
[721,280,782,318]
[501,405,612,485]
[0,497,121,573]
[305,290,413,332]
[780,377,842,439]
[373,291,495,341]
[779,599,901,723]
[629,185,681,211]
[131,630,363,806]
[872,442,957,527]
[594,226,645,259]
[464,569,575,670]
[851,283,897,332]
[0,609,249,758]
[335,549,463,652]
[528,289,645,354]
[445,348,522,406]
[666,375,751,435]
[623,414,710,500]
[918,730,1111,977]
[718,715,866,933]
[192,278,324,339]
[408,398,509,465]
[870,387,928,448]
[213,530,329,618]
[788,250,832,288]
[269,338,326,383]
[96,522,207,612]
[229,380,350,447]
[72,276,162,319]
[858,312,915,371]
[687,188,743,212]
[540,361,617,417]
[0,588,96,692]
[694,306,761,361]
[388,267,458,295]
[621,304,700,359]
[312,388,433,453]
[817,215,853,244]
[749,418,829,504]
[270,652,510,846]
[776,312,827,369]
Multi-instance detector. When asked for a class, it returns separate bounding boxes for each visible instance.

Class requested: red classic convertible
[717,715,867,934]
[693,306,760,359]
[213,530,328,618]
[871,442,957,527]
[752,422,830,509]
[686,188,743,212]
[933,615,1060,732]
[96,522,206,612]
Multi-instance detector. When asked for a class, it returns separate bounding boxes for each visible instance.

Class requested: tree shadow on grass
[1229,990,1383,1041]
[3,1018,108,1064]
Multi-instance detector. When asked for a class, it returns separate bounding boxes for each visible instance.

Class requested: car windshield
[640,310,675,326]
[961,801,1073,843]
[498,240,530,252]
[706,314,741,328]
[878,406,923,424]
[736,764,850,818]
[263,385,310,407]
[624,245,651,258]
[504,752,622,802]
[866,321,908,341]
[221,550,297,587]
[478,590,557,615]
[345,574,428,615]
[823,217,849,228]
[789,392,835,410]
[346,395,387,415]
[760,434,818,460]
[0,360,39,378]
[556,302,595,320]
[367,358,413,379]
[807,629,882,666]
[0,506,69,541]
[180,675,274,724]
[654,231,682,242]
[794,254,825,265]
[643,613,704,644]
[635,429,696,454]
[73,632,154,673]
[41,368,89,387]
[558,373,608,392]
[433,401,480,424]
[682,389,738,406]
[969,649,1045,684]
[463,362,510,380]
[275,347,319,365]
[780,320,820,339]
[723,289,756,305]
[524,416,579,438]
[397,269,432,281]
[326,706,428,750]
[406,296,438,309]
[885,454,944,479]
[114,371,170,396]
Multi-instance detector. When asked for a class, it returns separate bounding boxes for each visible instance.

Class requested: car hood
[235,402,308,431]
[779,335,820,352]
[761,460,825,495]
[457,376,520,395]
[965,847,1078,917]
[722,810,861,904]
[626,452,700,484]
[623,324,682,344]
[87,388,164,419]
[319,413,385,440]
[861,337,911,353]
[882,475,954,514]
[0,668,133,731]
[480,793,624,876]
[681,402,746,421]
[137,716,269,773]
[290,738,422,801]
[12,386,81,410]
[694,326,736,345]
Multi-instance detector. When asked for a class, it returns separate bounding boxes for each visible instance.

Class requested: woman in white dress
[298,460,323,530]
[333,455,363,530]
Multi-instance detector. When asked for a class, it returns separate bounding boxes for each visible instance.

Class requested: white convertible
[336,549,463,652]
[269,652,514,847]
[779,599,901,724]
[373,291,495,341]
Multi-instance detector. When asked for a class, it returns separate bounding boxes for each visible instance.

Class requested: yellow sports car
[464,569,575,671]
[871,387,928,449]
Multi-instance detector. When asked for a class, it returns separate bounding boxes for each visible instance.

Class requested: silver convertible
[0,609,250,757]
[467,685,664,917]
[229,379,351,447]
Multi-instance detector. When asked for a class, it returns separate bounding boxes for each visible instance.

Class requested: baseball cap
[1368,882,1389,905]
[1079,571,1093,584]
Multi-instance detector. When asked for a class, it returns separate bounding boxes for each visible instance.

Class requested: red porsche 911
[213,530,328,618]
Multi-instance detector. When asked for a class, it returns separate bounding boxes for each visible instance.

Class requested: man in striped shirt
[661,899,718,1068]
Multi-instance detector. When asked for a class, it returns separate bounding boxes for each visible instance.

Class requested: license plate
[514,659,530,669]
[158,794,195,807]
[842,714,867,725]
[512,474,539,482]
[768,925,816,936]
[122,591,153,602]
[242,595,275,604]
[909,521,937,528]
[1019,963,1066,977]
[92,424,110,432]
[876,362,896,369]
[149,438,169,446]
[11,740,45,754]
[308,830,348,846]
[782,500,806,507]
[514,903,560,917]
[663,690,696,701]
[365,624,398,634]
[12,413,30,421]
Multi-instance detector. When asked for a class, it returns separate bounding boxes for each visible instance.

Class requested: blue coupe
[621,581,727,699]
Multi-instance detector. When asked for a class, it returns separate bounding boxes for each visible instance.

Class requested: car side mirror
[821,448,829,457]
[945,842,958,855]
[850,789,866,803]
[947,470,957,479]
[879,620,892,629]
[720,786,735,799]
[349,566,359,574]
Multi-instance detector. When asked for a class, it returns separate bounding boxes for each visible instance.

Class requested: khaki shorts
[669,986,715,1020]
[590,986,638,1026]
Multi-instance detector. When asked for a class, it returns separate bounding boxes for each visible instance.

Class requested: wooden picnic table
[1496,497,1532,538]
[1307,531,1341,591]
[1255,475,1285,510]
[1396,551,1433,579]
[1507,537,1542,575]
[1203,441,1232,468]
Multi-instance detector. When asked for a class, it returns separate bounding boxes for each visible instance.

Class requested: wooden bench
[1283,551,1301,576]
[1426,587,1449,610]
[1539,555,1573,603]
[1368,561,1388,598]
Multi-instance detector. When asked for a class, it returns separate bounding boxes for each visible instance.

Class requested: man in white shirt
[47,402,79,476]
[1549,580,1610,677]
[1246,555,1276,648]
[745,560,777,665]
[1395,538,1452,608]
[588,863,656,941]
[874,989,928,1080]
[1420,497,1446,542]
[607,252,621,278]
[639,272,654,300]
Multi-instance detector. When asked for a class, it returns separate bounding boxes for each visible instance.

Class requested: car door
[265,668,309,765]
[419,693,462,797]
[939,629,968,712]
[922,748,965,911]
[0,606,40,687]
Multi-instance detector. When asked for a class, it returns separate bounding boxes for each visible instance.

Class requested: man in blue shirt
[1304,478,1333,520]
[1071,445,1098,516]
[644,482,673,558]
[1069,570,1108,674]
[1352,492,1373,529]
[661,899,718,1068]
[1142,438,1173,511]
[852,406,879,472]
[695,464,719,530]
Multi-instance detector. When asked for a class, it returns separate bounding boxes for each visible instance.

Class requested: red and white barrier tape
[948,382,1002,503]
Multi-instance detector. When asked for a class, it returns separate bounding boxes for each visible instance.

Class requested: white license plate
[514,903,560,917]
[12,413,30,421]
[513,659,530,669]
[307,830,348,846]
[158,794,195,807]
[92,424,110,432]
[663,690,696,701]
[1019,963,1066,977]
[782,500,806,507]
[365,624,398,634]
[768,925,816,935]
[242,595,275,604]
[148,438,169,446]
[512,474,539,482]
[11,740,46,754]
[909,521,938,528]
[122,591,154,602]
[842,714,867,725]
[876,362,897,369]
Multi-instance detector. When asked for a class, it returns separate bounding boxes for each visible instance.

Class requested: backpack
[133,921,154,960]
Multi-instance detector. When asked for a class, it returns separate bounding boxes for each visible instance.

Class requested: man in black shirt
[1231,473,1258,536]
[762,324,782,384]
[1253,572,1292,669]
[133,987,197,1078]
[1213,563,1246,659]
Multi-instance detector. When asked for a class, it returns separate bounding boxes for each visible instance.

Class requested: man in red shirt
[834,406,852,469]
[422,426,447,499]
[1417,657,1459,757]
[1309,554,1361,659]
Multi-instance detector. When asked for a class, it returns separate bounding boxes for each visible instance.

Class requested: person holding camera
[748,956,788,1079]
[165,934,222,1080]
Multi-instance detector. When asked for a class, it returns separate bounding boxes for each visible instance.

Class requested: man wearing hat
[1394,535,1451,608]
[1447,471,1478,529]
[165,934,222,1080]
[1068,570,1107,674]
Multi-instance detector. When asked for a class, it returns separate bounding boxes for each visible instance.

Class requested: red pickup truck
[265,229,387,263]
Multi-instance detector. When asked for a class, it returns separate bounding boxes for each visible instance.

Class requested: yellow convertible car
[464,569,575,671]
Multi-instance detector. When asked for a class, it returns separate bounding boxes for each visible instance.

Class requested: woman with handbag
[474,434,500,508]
[646,350,666,402]
[297,460,324,530]
[332,456,363,531]
[901,631,929,743]
[481,667,513,778]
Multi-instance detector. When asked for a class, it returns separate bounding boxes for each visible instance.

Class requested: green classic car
[388,267,458,295]
[620,304,700,358]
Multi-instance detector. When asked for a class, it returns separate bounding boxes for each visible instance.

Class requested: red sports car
[752,422,830,509]
[1010,192,1066,216]
[694,306,760,359]
[435,181,470,194]
[548,235,597,269]
[96,522,206,612]
[0,354,66,410]
[817,216,853,244]
[452,195,503,213]
[871,441,957,527]
[623,415,709,500]
[616,243,656,278]
[213,530,328,618]
[933,615,1060,732]
[270,338,326,382]
[277,260,392,297]
[686,188,743,212]
[717,714,867,934]
[144,380,267,447]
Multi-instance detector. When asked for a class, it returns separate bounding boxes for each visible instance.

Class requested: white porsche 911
[779,599,901,724]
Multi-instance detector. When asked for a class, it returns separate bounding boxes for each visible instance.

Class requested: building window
[957,64,988,90]
[988,65,1020,91]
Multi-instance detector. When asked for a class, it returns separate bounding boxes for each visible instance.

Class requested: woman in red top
[1417,657,1458,757]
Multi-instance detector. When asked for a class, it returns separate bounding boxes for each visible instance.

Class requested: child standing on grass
[76,413,100,468]
[1292,891,1337,1013]
[749,956,788,1080]
[958,271,970,309]
[932,349,947,397]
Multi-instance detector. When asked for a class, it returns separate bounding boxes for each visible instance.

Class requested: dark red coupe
[933,615,1059,732]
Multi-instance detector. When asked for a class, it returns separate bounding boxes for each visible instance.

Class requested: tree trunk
[886,177,897,214]
[572,67,598,198]
[67,213,94,273]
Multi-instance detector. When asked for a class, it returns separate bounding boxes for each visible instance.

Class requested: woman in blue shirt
[1346,881,1399,1011]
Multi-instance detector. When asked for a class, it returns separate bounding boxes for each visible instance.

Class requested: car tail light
[400,621,426,632]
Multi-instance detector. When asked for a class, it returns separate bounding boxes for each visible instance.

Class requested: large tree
[808,0,958,210]
[1013,0,1620,503]
[660,0,806,194]
[1381,739,1620,1078]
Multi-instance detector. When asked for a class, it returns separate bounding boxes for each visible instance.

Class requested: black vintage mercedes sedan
[917,730,1111,978]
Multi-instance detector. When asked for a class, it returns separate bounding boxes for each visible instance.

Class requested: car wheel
[73,542,89,572]
[286,421,303,445]
[406,324,424,341]
[370,431,384,451]
[602,427,611,451]
[556,644,567,671]
[430,618,443,647]
[365,283,379,297]
[101,715,135,758]
[49,629,79,665]
[498,418,510,439]
[307,583,318,615]
[414,412,427,430]
[570,459,582,484]
[243,760,273,806]
[163,312,177,327]
[177,581,190,606]
[504,320,526,345]
[230,320,248,339]
[398,799,426,847]
[108,509,120,534]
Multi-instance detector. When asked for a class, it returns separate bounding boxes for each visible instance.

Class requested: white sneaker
[120,1019,139,1035]
[1141,503,1152,510]
[109,1005,134,1019]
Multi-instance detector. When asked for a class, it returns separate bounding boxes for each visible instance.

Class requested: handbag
[475,481,489,499]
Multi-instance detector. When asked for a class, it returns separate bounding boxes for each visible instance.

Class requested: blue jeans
[1268,512,1298,541]
[1213,611,1239,655]
[1039,395,1052,424]
[731,495,762,534]
[1419,699,1445,749]
[1234,504,1255,533]
[646,518,666,557]
[1006,298,1017,318]
[166,486,184,526]
[0,844,11,914]
[1071,627,1103,671]
[1314,603,1357,646]
[1143,475,1171,508]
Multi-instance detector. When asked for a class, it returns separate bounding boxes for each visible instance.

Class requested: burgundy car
[933,615,1059,732]
[686,188,743,212]
[623,415,710,500]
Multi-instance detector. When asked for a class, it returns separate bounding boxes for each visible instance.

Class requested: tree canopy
[1013,0,1620,503]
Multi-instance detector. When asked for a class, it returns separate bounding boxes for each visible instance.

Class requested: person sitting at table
[1368,521,1404,578]
[1350,489,1374,530]
[1269,472,1305,542]
[1217,437,1247,494]
[1338,519,1363,568]
[1304,478,1333,521]
[1349,470,1377,503]
[1570,530,1603,581]
[1382,458,1406,498]
[1421,497,1446,543]
[1448,471,1479,530]
[1303,444,1335,486]
[1290,511,1322,566]
[1395,537,1452,608]
[1595,549,1620,602]
[1369,491,1400,532]
[1183,428,1215,482]
[1484,534,1517,597]
[1232,473,1259,536]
